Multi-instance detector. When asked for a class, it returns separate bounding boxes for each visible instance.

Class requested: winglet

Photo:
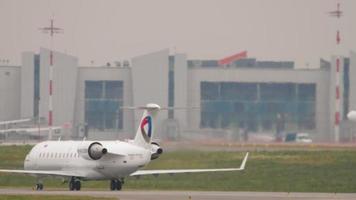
[239,152,249,170]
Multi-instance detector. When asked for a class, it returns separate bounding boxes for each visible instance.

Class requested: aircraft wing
[0,169,85,177]
[131,152,248,176]
[0,126,61,134]
[0,118,31,126]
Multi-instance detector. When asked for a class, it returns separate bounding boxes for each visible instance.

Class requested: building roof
[188,58,294,69]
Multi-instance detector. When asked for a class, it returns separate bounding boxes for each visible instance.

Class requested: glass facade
[343,58,350,120]
[200,82,316,131]
[168,56,175,119]
[33,54,40,118]
[85,81,123,130]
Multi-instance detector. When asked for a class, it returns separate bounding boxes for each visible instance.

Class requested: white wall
[174,54,188,129]
[0,66,21,121]
[20,52,35,118]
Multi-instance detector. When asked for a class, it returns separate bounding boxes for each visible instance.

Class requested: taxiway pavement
[0,189,356,200]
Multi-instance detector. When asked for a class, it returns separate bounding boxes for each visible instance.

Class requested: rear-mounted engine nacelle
[77,142,107,160]
[150,142,163,160]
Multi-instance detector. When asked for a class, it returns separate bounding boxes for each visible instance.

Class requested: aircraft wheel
[69,180,75,191]
[35,183,43,191]
[74,180,81,191]
[116,180,122,191]
[110,180,122,191]
[110,180,117,191]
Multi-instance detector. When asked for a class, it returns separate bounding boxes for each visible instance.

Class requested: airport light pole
[39,19,63,140]
[328,1,343,142]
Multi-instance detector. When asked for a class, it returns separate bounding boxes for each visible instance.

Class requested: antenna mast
[328,1,343,142]
[39,19,63,140]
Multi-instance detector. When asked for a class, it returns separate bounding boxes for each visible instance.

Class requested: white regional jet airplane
[0,104,249,191]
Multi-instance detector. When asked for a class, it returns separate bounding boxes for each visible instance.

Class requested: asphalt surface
[0,189,356,200]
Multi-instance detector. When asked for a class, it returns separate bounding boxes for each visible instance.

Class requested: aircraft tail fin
[126,104,198,149]
[129,104,161,149]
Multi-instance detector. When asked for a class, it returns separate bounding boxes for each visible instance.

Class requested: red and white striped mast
[328,2,343,142]
[39,19,63,140]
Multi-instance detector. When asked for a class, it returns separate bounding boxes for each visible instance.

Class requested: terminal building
[0,48,356,142]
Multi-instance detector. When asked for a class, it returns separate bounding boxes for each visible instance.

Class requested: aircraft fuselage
[24,140,151,180]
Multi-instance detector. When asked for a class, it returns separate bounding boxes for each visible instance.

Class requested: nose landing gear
[110,179,124,191]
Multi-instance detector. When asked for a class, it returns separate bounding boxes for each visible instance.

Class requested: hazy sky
[0,0,355,67]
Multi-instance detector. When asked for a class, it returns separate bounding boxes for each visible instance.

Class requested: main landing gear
[69,177,81,191]
[35,183,44,191]
[110,179,124,191]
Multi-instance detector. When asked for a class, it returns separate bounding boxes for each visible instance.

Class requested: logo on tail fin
[140,116,152,143]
